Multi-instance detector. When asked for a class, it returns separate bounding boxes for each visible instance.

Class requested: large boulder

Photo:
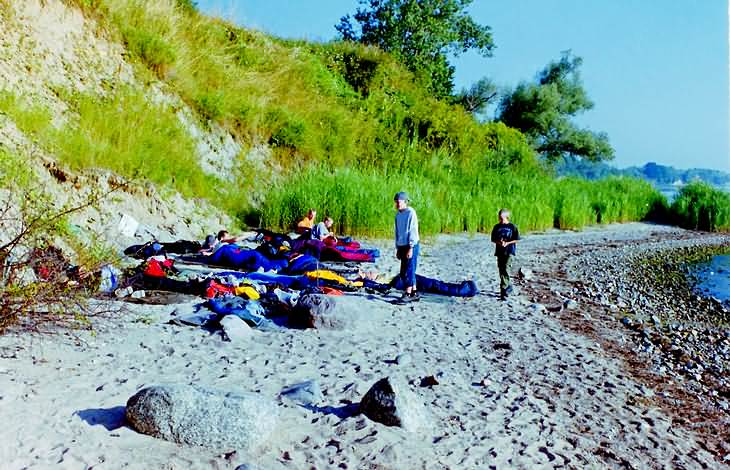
[125,385,278,451]
[291,294,356,330]
[360,377,428,431]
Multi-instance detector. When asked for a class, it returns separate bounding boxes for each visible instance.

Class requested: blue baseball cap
[394,191,409,201]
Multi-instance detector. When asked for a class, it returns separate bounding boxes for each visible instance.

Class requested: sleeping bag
[391,275,479,297]
[208,245,288,272]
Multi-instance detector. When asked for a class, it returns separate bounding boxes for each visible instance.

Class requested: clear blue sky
[198,0,729,172]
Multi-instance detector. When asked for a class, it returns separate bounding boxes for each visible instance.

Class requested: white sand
[0,223,724,469]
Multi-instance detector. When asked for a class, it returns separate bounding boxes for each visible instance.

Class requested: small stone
[419,376,439,387]
[130,290,146,299]
[395,354,412,365]
[529,303,547,314]
[360,377,428,431]
[280,380,323,405]
[479,378,492,387]
[640,385,655,398]
[220,315,253,342]
[114,286,133,298]
[564,299,578,310]
[518,267,534,281]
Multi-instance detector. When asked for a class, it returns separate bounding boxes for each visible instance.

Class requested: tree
[497,52,614,162]
[336,0,494,98]
[454,76,498,116]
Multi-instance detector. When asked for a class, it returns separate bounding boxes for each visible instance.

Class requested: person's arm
[405,210,418,258]
[502,225,520,247]
[220,234,246,244]
[394,215,400,258]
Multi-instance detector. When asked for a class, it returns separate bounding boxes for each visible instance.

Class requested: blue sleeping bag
[209,245,288,272]
[212,271,312,289]
[207,297,267,327]
[286,254,320,275]
[391,274,479,297]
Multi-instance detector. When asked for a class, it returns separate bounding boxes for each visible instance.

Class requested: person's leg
[504,255,513,293]
[497,255,508,297]
[406,243,419,294]
[397,246,409,292]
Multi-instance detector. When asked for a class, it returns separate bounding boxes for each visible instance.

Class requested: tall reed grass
[670,182,730,232]
[259,167,664,236]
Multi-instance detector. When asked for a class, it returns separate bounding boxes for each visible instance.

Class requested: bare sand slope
[0,223,724,469]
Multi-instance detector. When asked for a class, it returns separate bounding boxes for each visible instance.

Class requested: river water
[692,254,730,306]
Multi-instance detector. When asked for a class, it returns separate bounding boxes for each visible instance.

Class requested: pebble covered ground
[515,223,730,463]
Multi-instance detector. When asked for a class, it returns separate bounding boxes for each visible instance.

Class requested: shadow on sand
[75,406,127,431]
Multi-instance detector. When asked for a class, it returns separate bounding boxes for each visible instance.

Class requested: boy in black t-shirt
[491,208,520,300]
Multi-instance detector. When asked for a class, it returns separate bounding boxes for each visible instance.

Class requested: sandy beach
[0,223,728,470]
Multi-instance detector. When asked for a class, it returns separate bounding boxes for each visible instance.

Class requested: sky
[197,0,730,172]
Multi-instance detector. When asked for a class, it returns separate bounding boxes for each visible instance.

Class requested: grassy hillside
[5,0,665,235]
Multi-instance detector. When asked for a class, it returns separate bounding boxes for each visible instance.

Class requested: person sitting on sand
[491,208,520,300]
[311,216,334,241]
[394,191,420,303]
[296,209,317,235]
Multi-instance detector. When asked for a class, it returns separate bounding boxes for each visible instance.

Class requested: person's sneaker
[395,292,419,304]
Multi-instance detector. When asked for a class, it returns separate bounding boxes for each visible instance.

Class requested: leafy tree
[454,76,498,116]
[336,0,494,97]
[498,52,614,162]
[176,0,198,14]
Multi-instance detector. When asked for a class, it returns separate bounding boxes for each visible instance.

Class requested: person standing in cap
[394,191,420,302]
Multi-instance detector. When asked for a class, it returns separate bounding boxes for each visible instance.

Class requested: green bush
[123,27,176,74]
[0,150,112,332]
[670,181,730,231]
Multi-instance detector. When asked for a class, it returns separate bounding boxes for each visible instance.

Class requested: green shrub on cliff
[0,88,223,202]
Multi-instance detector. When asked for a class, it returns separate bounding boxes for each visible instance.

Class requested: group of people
[205,193,519,302]
[123,194,517,304]
[391,191,519,303]
[295,210,334,241]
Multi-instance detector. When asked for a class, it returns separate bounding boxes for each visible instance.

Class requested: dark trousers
[497,254,512,291]
[397,243,419,289]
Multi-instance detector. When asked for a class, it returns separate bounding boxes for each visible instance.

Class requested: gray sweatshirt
[395,207,419,247]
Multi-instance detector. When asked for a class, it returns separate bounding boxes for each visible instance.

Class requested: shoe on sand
[394,292,419,304]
